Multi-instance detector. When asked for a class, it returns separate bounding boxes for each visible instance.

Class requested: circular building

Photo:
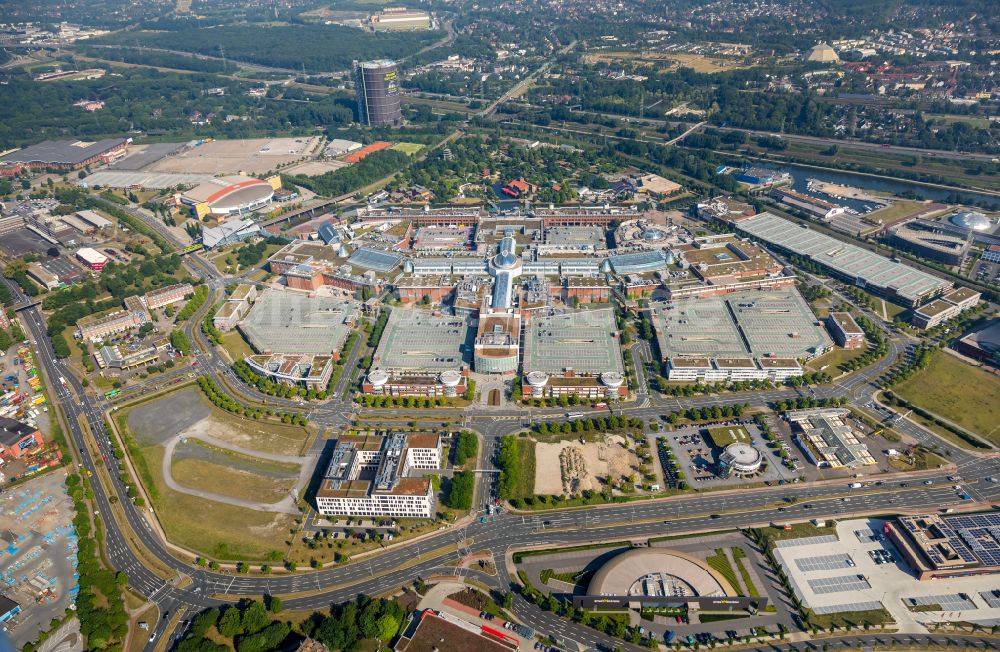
[438,369,463,397]
[367,369,390,391]
[587,548,733,601]
[180,175,275,218]
[525,371,548,398]
[719,443,763,476]
[951,211,992,232]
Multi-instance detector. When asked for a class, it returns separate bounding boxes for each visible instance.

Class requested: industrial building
[365,309,471,397]
[0,418,42,459]
[314,432,441,518]
[786,408,876,469]
[736,212,952,306]
[178,175,279,220]
[696,196,757,225]
[371,7,431,30]
[75,209,112,230]
[826,311,866,349]
[354,59,402,127]
[0,137,129,175]
[245,353,335,388]
[885,513,1000,580]
[201,218,262,249]
[521,308,627,399]
[910,286,981,329]
[770,188,847,220]
[239,290,358,356]
[728,166,790,187]
[142,283,194,310]
[26,263,60,290]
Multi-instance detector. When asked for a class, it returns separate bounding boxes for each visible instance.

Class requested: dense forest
[91,24,444,73]
[0,67,354,148]
[285,149,411,198]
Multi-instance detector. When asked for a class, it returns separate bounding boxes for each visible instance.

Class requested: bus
[105,389,121,399]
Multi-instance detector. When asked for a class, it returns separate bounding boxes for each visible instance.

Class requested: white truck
[848,482,863,489]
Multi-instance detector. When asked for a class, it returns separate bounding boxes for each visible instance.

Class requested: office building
[315,432,441,518]
[826,311,865,349]
[786,408,876,469]
[910,286,981,329]
[354,59,402,127]
[886,513,1000,580]
[76,296,150,342]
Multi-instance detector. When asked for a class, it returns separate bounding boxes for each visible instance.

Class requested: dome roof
[641,227,666,242]
[494,236,518,269]
[952,211,991,232]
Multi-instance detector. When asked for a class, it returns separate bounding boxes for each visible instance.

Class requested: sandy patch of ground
[534,434,639,495]
[284,160,351,176]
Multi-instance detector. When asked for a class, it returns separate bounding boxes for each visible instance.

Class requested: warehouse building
[0,137,129,176]
[736,212,951,306]
[315,432,441,518]
[885,513,1000,580]
[0,418,43,459]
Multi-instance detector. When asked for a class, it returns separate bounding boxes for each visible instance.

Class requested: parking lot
[651,421,798,489]
[776,518,1000,630]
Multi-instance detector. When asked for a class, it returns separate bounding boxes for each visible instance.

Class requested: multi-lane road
[7,225,999,652]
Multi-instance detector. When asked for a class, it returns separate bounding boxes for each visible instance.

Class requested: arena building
[315,432,441,518]
[573,547,764,612]
[521,308,627,399]
[888,221,971,266]
[178,175,279,220]
[364,309,472,397]
[736,212,951,307]
[955,318,1000,368]
[239,289,358,356]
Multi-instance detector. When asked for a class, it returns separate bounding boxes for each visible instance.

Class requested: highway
[8,205,1000,652]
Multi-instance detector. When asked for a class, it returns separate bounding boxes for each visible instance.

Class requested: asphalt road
[7,210,1000,652]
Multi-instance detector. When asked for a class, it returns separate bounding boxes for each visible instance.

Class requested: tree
[217,607,243,638]
[376,614,399,642]
[240,600,269,635]
[266,595,282,614]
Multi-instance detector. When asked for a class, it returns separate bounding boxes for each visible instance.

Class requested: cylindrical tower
[525,371,549,398]
[439,369,462,397]
[354,59,402,127]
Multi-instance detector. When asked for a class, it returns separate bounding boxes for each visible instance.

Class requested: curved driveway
[161,432,315,515]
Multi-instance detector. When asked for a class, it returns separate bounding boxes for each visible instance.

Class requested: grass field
[141,445,295,561]
[510,438,536,500]
[926,114,992,129]
[893,352,1000,442]
[170,455,299,504]
[706,425,751,449]
[391,142,424,155]
[865,200,928,225]
[805,345,867,373]
[221,331,255,361]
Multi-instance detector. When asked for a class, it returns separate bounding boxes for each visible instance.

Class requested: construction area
[0,470,78,650]
[533,434,641,496]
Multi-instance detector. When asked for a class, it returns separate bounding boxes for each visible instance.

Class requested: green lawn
[805,345,867,373]
[894,352,1000,442]
[513,438,536,499]
[221,331,255,361]
[391,142,424,155]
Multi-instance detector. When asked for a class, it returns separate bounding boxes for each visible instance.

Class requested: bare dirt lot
[283,160,351,176]
[146,136,322,175]
[534,434,639,495]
